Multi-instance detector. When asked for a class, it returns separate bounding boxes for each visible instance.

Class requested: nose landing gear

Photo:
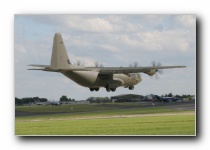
[128,86,134,90]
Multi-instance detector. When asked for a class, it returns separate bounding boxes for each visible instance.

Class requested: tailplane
[50,33,71,70]
[28,33,91,72]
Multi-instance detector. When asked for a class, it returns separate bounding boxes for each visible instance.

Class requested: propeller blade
[151,61,164,79]
[129,61,139,67]
[155,74,160,80]
[151,61,162,67]
[134,61,138,67]
[95,61,104,67]
[152,61,156,67]
[95,61,99,67]
[158,69,163,74]
[77,60,81,66]
[157,62,162,67]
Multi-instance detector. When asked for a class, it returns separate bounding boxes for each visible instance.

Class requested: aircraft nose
[136,78,141,84]
[136,76,142,83]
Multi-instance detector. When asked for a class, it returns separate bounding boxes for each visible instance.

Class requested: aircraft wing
[28,64,186,76]
[88,65,186,75]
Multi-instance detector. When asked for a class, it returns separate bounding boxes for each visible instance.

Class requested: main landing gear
[106,87,116,92]
[89,88,99,92]
[105,84,116,92]
[128,86,134,90]
[89,86,133,92]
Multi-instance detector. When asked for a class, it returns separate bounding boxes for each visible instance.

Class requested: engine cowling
[144,69,157,76]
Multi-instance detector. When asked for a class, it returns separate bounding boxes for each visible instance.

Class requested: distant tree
[86,97,110,103]
[164,93,173,97]
[174,95,181,98]
[39,98,48,102]
[59,96,75,103]
[168,93,173,97]
[60,95,69,102]
[15,97,22,105]
[15,97,48,105]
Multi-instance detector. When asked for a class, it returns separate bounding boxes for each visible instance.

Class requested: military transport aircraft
[28,33,186,92]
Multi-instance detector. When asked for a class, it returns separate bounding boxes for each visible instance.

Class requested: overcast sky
[14,14,196,100]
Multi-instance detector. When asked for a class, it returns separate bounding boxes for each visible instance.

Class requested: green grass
[15,113,195,135]
[15,103,195,135]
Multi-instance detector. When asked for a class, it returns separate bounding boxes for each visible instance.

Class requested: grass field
[15,103,195,135]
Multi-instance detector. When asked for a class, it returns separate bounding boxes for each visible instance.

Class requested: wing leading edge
[28,64,186,75]
[87,66,186,75]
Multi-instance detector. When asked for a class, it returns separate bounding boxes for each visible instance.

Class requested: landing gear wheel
[95,88,99,91]
[90,88,100,92]
[106,88,111,92]
[129,86,134,90]
[111,88,116,92]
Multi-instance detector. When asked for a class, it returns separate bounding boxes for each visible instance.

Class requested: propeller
[94,61,104,67]
[151,61,163,79]
[128,61,141,77]
[76,60,81,66]
[129,61,139,67]
[76,60,84,66]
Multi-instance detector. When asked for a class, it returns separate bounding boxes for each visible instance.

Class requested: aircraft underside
[62,71,141,92]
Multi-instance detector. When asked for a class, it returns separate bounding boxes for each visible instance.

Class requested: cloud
[109,29,194,53]
[141,30,194,52]
[15,44,26,54]
[100,44,121,53]
[175,15,196,29]
[20,15,195,53]
[70,55,98,67]
[66,16,114,32]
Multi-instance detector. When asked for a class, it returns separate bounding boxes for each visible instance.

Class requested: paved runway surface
[15,100,195,117]
[138,100,195,110]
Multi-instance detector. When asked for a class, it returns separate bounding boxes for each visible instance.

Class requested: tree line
[161,93,195,99]
[15,95,75,105]
[15,93,195,105]
[86,97,110,103]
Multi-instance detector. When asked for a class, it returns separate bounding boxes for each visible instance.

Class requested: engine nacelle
[144,69,157,76]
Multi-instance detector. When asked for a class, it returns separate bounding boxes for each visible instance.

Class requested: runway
[15,100,195,117]
[138,100,195,110]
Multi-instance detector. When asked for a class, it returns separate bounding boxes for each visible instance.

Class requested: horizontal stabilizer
[28,68,45,70]
[28,64,59,72]
[28,64,92,72]
[28,64,50,67]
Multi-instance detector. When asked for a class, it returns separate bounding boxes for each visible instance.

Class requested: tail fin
[50,33,71,70]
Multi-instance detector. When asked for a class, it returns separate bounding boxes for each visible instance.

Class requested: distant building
[110,94,144,103]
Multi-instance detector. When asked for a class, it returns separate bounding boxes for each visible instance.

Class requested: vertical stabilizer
[50,33,70,69]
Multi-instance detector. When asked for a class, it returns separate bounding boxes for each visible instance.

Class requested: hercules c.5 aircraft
[28,33,186,92]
